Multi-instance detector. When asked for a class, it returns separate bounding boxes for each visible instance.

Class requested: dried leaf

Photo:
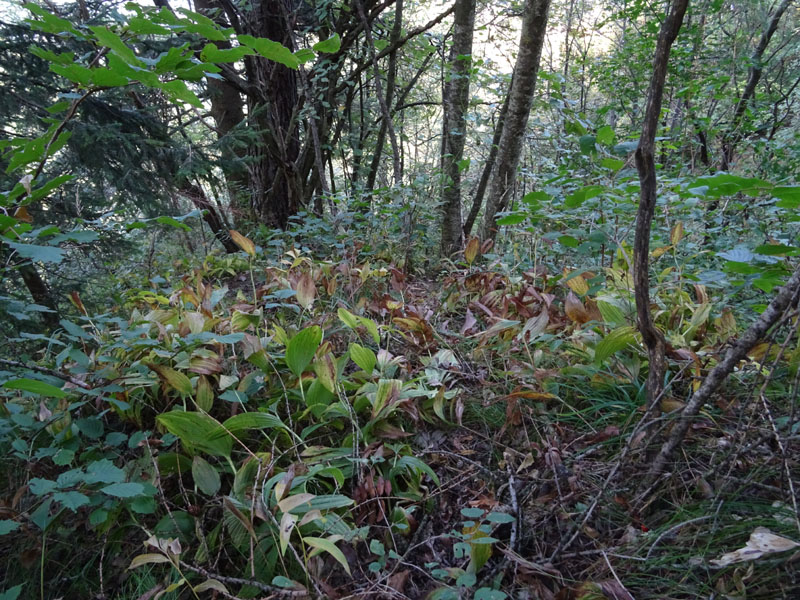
[565,292,590,324]
[295,272,316,309]
[710,527,800,566]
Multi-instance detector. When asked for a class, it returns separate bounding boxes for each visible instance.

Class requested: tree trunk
[365,0,404,195]
[633,0,689,413]
[479,0,551,241]
[440,0,476,257]
[720,0,793,171]
[463,87,511,238]
[243,0,302,229]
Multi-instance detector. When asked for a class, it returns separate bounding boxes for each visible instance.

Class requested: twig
[178,560,310,597]
[0,358,92,389]
[646,263,800,484]
[645,515,713,559]
[506,462,520,553]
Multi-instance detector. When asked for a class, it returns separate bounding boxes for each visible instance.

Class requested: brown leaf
[295,271,316,309]
[387,569,410,594]
[461,307,478,335]
[564,292,590,324]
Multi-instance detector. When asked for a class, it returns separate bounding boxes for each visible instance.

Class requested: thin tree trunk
[720,0,793,170]
[479,0,551,241]
[180,184,238,254]
[463,88,511,238]
[17,259,59,328]
[365,0,403,194]
[440,0,476,257]
[356,0,402,186]
[633,0,689,414]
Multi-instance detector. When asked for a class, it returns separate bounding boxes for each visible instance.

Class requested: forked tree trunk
[479,0,551,241]
[440,0,476,257]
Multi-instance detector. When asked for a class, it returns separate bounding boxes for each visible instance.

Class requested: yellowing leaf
[279,511,297,556]
[147,364,193,396]
[670,221,684,245]
[229,230,255,256]
[651,245,672,258]
[465,237,480,265]
[193,579,229,594]
[128,553,172,569]
[278,493,315,514]
[304,536,351,575]
[195,375,214,412]
[563,269,589,295]
[660,397,686,413]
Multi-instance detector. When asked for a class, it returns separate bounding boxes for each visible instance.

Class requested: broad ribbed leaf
[286,326,322,376]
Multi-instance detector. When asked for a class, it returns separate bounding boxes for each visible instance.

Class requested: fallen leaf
[710,527,799,566]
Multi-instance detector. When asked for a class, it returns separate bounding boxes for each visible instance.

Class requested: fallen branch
[645,263,800,484]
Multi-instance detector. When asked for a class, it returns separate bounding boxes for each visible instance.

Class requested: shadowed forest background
[1,0,800,598]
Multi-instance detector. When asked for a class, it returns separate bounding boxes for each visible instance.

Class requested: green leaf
[2,378,65,398]
[158,80,203,108]
[596,126,615,145]
[579,134,597,154]
[53,491,90,511]
[565,185,604,209]
[89,26,143,66]
[496,213,526,226]
[0,584,24,600]
[91,67,129,87]
[192,456,221,495]
[600,157,625,170]
[286,326,322,377]
[349,343,376,374]
[594,326,637,364]
[485,512,515,524]
[85,459,125,484]
[313,33,341,53]
[4,241,64,264]
[304,537,351,575]
[0,520,21,535]
[200,43,252,63]
[755,244,800,257]
[128,16,171,35]
[155,216,191,231]
[29,478,57,496]
[220,411,286,434]
[774,186,800,208]
[100,482,145,498]
[157,410,233,458]
[52,449,74,466]
[237,35,299,69]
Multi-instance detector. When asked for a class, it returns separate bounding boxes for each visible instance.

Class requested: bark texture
[633,0,689,412]
[479,0,551,241]
[440,0,476,257]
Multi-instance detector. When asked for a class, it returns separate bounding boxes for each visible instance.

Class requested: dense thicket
[1,1,799,598]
